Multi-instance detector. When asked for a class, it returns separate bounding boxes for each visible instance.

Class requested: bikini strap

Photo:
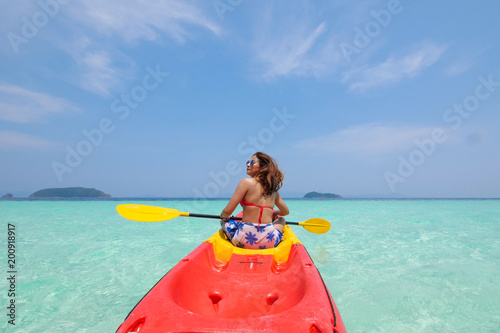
[240,200,273,226]
[240,200,273,209]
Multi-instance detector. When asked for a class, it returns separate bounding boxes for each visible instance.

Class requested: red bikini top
[240,200,273,226]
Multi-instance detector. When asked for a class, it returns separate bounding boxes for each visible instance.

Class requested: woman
[220,152,289,249]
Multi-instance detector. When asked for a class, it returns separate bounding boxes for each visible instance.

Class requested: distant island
[29,187,111,198]
[2,193,13,199]
[304,191,342,199]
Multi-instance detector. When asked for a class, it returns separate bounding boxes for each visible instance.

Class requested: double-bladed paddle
[116,204,331,234]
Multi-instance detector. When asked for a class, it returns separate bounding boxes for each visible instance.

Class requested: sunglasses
[246,160,255,166]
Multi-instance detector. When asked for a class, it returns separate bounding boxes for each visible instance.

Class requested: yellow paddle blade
[116,204,188,222]
[299,218,331,234]
[116,204,331,234]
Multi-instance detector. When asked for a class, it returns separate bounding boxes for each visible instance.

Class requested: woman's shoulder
[238,178,262,194]
[239,177,258,186]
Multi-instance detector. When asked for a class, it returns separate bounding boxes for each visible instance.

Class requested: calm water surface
[1,199,499,332]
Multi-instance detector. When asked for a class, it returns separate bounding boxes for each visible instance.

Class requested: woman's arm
[220,179,249,220]
[273,192,289,218]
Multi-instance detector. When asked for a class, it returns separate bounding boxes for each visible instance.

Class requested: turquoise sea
[1,199,499,332]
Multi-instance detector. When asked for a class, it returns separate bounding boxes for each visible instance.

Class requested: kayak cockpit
[205,225,302,268]
[168,226,309,318]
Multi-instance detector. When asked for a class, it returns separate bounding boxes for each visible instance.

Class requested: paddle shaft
[188,213,300,226]
[116,205,330,233]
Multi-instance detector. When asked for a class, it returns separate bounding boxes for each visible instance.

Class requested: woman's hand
[220,212,230,222]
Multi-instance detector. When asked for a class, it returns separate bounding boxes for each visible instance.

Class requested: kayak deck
[116,226,346,332]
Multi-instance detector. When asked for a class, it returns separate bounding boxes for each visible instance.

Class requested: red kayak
[116,225,346,332]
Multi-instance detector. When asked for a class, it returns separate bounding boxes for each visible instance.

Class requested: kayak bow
[116,226,346,332]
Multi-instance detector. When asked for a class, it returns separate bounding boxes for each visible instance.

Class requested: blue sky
[1,0,499,198]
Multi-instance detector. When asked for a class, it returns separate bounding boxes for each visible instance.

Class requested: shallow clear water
[1,199,499,332]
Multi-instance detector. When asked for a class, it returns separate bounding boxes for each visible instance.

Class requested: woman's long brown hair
[253,152,284,197]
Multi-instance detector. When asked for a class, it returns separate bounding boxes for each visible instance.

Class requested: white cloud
[255,21,332,79]
[445,48,486,76]
[0,84,80,123]
[0,130,60,150]
[79,51,122,97]
[250,1,350,80]
[250,0,423,80]
[63,40,135,97]
[343,41,447,92]
[58,0,220,96]
[69,0,220,43]
[295,122,447,157]
[2,1,222,96]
